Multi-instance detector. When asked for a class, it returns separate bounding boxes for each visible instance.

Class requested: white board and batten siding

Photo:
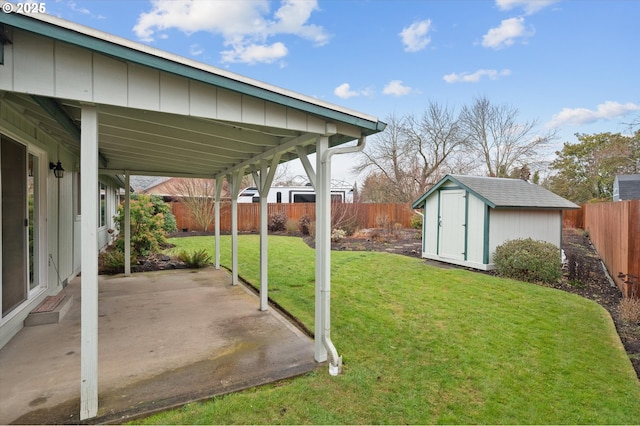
[0,29,344,137]
[488,209,562,264]
[465,194,487,265]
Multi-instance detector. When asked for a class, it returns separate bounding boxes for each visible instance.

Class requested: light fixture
[49,161,65,179]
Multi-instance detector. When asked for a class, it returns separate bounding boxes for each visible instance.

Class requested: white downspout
[319,134,366,375]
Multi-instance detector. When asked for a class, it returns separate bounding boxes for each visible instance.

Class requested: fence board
[170,202,416,233]
[569,200,639,297]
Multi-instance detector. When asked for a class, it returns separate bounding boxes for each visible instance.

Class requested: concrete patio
[0,268,316,424]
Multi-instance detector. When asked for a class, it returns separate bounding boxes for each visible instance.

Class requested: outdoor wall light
[49,161,65,179]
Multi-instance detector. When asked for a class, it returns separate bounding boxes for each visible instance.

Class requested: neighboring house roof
[412,175,579,210]
[129,176,171,193]
[615,174,640,200]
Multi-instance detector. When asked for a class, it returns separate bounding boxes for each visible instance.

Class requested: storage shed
[411,175,579,270]
[613,174,640,201]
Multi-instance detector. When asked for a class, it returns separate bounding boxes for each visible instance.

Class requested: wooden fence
[563,200,640,297]
[170,202,416,233]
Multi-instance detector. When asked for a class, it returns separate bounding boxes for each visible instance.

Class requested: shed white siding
[488,209,561,264]
[466,194,486,265]
[422,192,439,256]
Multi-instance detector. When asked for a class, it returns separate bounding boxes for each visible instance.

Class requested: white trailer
[238,185,354,203]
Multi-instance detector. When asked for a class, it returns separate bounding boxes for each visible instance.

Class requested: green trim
[436,191,441,255]
[30,95,80,140]
[445,175,496,208]
[483,205,490,264]
[412,180,463,208]
[1,13,385,134]
[0,24,10,65]
[30,94,108,167]
[463,190,469,260]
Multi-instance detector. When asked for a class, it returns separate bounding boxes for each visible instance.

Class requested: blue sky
[42,0,640,182]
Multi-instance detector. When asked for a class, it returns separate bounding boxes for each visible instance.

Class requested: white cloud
[133,0,328,64]
[546,101,640,128]
[399,19,432,52]
[67,0,90,15]
[482,17,533,49]
[383,80,412,96]
[189,44,204,56]
[334,83,359,99]
[496,0,559,15]
[221,42,288,64]
[443,69,511,83]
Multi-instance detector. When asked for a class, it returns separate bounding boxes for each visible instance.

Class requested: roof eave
[1,11,385,134]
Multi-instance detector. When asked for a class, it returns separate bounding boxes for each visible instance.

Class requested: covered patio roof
[0,10,385,179]
[0,6,385,421]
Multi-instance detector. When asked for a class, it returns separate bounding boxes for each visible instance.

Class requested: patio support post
[314,136,329,364]
[80,104,99,420]
[124,171,131,276]
[228,168,245,285]
[314,129,363,376]
[214,177,223,270]
[252,154,281,311]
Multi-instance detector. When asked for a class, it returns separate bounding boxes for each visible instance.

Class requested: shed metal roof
[412,175,579,210]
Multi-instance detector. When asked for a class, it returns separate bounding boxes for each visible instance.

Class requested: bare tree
[403,102,470,189]
[167,178,216,232]
[459,96,555,177]
[354,102,469,202]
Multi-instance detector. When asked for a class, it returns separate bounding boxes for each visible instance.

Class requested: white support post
[228,169,244,285]
[124,172,131,276]
[259,181,268,310]
[256,154,281,311]
[214,177,222,270]
[314,136,329,363]
[80,104,99,420]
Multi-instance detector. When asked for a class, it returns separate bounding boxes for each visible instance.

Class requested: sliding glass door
[2,136,28,317]
[1,136,42,318]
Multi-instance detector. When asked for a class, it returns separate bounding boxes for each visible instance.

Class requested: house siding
[0,98,120,348]
[0,28,342,136]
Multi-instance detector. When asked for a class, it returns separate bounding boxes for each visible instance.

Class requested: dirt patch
[558,228,640,377]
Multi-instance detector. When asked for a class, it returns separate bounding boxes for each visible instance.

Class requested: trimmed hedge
[494,238,562,284]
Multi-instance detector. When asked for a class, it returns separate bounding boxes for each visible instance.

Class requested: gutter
[320,135,366,375]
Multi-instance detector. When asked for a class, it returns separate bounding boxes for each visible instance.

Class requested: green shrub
[178,249,212,268]
[268,211,287,232]
[494,238,562,284]
[99,249,135,274]
[410,213,423,229]
[298,214,311,235]
[114,194,167,257]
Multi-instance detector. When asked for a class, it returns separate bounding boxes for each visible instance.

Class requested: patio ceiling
[1,91,338,179]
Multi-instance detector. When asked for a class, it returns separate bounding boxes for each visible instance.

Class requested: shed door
[438,190,466,260]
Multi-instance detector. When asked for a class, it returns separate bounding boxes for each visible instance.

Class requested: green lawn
[138,235,640,424]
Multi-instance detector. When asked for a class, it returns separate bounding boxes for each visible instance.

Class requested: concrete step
[24,294,73,326]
